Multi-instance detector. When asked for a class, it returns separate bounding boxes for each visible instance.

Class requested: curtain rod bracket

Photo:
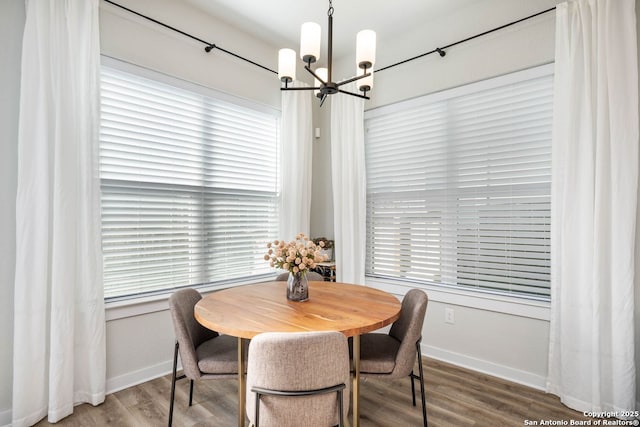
[436,47,446,57]
[204,44,216,53]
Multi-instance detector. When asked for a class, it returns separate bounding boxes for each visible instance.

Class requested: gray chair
[246,331,350,427]
[168,288,246,427]
[357,289,429,426]
[275,271,325,281]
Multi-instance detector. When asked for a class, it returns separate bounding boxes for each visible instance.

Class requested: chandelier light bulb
[300,22,321,64]
[314,67,328,97]
[356,29,376,69]
[278,48,297,83]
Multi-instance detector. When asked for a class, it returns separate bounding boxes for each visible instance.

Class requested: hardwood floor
[35,358,590,427]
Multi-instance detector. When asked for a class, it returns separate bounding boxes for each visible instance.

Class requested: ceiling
[182,0,480,60]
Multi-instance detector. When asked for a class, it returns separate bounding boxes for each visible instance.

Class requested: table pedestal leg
[352,335,360,427]
[238,338,246,427]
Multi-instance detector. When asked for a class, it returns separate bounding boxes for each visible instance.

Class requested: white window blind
[364,65,553,299]
[100,62,279,299]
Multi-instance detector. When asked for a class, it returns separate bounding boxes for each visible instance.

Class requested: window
[364,65,553,299]
[100,59,279,299]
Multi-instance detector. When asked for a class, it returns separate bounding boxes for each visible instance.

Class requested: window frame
[363,63,554,309]
[99,56,281,303]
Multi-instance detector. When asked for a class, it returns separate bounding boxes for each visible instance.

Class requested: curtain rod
[102,0,278,74]
[376,6,556,73]
[102,0,555,78]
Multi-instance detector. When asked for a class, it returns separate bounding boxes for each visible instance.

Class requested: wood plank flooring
[35,358,590,427]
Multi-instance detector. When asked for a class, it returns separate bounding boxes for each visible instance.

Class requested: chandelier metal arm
[304,66,328,85]
[283,69,369,93]
[337,89,370,100]
[280,87,321,91]
[280,86,370,100]
[335,72,371,87]
[319,93,328,107]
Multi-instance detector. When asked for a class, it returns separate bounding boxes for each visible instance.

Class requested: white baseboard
[107,346,548,396]
[0,408,11,427]
[106,359,176,395]
[422,343,547,391]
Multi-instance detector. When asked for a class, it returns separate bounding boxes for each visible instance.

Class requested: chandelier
[277,0,377,106]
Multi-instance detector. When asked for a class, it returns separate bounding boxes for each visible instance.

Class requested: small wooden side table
[313,261,336,281]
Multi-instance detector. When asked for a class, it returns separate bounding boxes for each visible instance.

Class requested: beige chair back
[246,331,350,427]
[389,289,429,377]
[168,288,218,379]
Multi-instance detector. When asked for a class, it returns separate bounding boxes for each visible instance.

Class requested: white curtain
[13,0,105,425]
[330,83,366,284]
[548,0,637,414]
[279,82,313,241]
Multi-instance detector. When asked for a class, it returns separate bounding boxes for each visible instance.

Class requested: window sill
[365,276,550,321]
[105,275,550,322]
[105,275,277,322]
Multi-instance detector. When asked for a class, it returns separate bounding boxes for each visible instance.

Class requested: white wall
[105,307,175,393]
[310,104,334,238]
[0,0,25,423]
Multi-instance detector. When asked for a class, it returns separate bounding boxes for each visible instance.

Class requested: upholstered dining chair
[275,271,325,281]
[356,288,429,426]
[246,331,350,427]
[168,288,247,427]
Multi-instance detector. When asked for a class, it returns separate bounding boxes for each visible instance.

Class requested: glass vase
[286,271,309,302]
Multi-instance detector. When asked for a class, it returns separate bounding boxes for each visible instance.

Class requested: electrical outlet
[445,307,455,324]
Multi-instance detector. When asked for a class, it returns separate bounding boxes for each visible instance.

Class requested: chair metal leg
[189,380,194,406]
[416,340,428,427]
[337,388,344,427]
[255,391,261,427]
[410,370,417,406]
[168,341,179,427]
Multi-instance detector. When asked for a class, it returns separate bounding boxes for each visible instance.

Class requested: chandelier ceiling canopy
[277,0,377,106]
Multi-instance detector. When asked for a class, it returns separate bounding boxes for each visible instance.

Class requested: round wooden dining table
[194,280,401,427]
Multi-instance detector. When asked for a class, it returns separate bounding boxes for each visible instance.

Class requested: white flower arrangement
[264,232,328,275]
